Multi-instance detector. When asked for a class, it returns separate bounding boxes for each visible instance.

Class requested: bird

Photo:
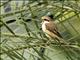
[41,15,68,44]
[37,16,67,60]
[41,16,63,40]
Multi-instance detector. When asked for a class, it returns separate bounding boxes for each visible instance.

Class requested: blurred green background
[0,0,80,60]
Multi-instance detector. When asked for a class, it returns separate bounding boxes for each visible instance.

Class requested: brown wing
[45,21,62,38]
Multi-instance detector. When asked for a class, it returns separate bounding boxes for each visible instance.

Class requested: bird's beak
[41,17,43,24]
[41,16,44,20]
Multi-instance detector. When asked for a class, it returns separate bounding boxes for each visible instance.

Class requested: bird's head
[41,16,52,22]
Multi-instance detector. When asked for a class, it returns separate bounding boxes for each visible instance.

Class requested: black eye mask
[44,19,49,21]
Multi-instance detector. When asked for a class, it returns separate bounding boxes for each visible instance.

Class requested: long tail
[55,33,68,44]
[53,31,68,44]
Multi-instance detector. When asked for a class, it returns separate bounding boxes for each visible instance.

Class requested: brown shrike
[37,16,67,60]
[41,16,62,39]
[41,16,67,43]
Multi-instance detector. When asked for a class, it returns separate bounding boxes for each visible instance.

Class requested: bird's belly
[42,24,56,38]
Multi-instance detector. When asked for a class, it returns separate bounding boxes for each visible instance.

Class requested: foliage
[0,0,80,60]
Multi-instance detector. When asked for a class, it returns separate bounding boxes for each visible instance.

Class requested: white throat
[42,21,49,32]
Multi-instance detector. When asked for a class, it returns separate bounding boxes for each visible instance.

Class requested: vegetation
[0,0,80,60]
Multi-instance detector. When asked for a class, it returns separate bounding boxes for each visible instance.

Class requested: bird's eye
[44,19,47,20]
